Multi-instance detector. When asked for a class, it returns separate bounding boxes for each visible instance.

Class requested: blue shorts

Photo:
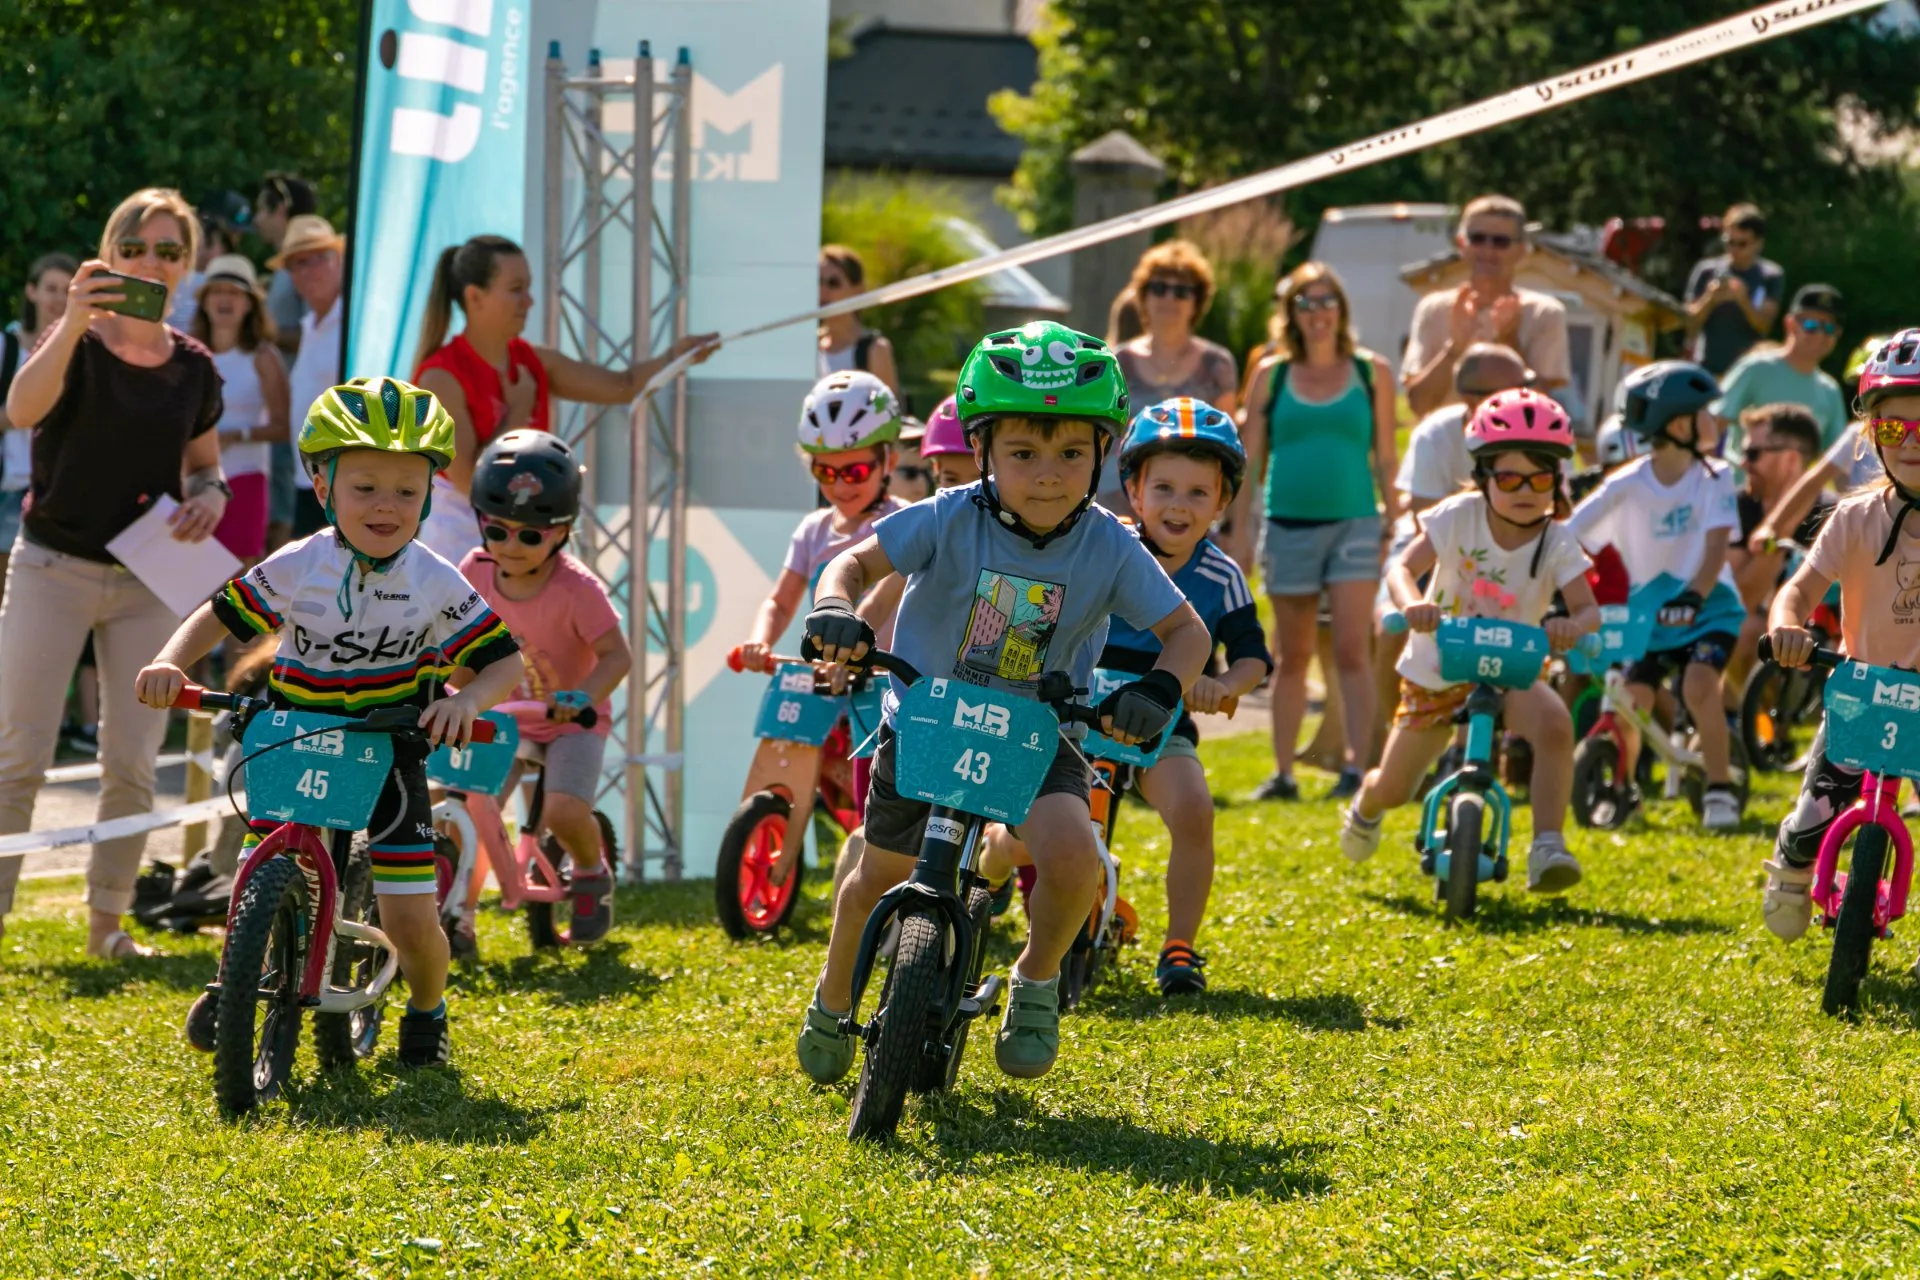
[1263,515,1381,596]
[0,489,24,550]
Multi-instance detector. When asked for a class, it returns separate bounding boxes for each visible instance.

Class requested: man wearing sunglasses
[1714,283,1849,475]
[1403,195,1571,419]
[1683,204,1783,377]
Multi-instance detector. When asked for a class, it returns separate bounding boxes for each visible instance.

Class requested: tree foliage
[0,0,360,290]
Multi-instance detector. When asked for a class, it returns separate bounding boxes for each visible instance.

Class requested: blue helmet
[1621,360,1720,443]
[1117,397,1247,497]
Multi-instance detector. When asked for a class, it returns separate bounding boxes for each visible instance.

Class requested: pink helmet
[920,395,970,459]
[1465,388,1575,459]
[1858,328,1920,412]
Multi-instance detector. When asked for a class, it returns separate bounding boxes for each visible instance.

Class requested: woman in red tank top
[411,235,715,562]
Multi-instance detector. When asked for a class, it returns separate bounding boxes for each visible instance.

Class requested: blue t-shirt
[874,484,1183,715]
[1103,534,1272,677]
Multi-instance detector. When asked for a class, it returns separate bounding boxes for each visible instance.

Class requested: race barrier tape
[42,751,206,787]
[636,0,1885,392]
[0,795,244,862]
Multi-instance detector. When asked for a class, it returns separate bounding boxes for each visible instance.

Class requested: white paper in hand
[104,496,242,618]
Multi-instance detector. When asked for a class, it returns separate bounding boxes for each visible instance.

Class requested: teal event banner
[345,0,533,380]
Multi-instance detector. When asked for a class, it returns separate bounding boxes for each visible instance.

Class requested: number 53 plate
[243,708,394,831]
[893,680,1059,824]
[1435,617,1550,690]
[1823,660,1920,779]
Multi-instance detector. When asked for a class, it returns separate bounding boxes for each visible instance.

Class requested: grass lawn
[6,733,1920,1278]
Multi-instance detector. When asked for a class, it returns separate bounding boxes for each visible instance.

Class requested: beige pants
[0,541,180,918]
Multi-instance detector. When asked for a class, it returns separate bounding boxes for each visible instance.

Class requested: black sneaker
[446,923,479,965]
[397,1006,450,1069]
[185,990,218,1052]
[986,873,1015,919]
[566,868,615,944]
[1328,767,1364,800]
[1155,942,1208,996]
[1252,773,1299,802]
[65,724,99,758]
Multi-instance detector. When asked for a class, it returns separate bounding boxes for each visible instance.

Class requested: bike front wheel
[1823,825,1889,1017]
[213,855,307,1115]
[915,884,992,1095]
[714,790,799,940]
[850,910,944,1140]
[1443,793,1485,922]
[1570,735,1627,830]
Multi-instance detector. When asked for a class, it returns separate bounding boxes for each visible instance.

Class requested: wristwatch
[196,477,234,501]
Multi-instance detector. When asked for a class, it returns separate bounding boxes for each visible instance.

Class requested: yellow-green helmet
[299,376,456,475]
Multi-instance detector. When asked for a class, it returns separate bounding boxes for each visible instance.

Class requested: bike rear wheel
[714,791,799,940]
[1444,794,1485,922]
[213,855,307,1115]
[1742,661,1820,774]
[525,811,618,948]
[849,910,944,1140]
[1569,736,1627,830]
[1823,825,1888,1017]
[312,839,384,1069]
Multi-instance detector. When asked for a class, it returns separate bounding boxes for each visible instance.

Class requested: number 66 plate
[893,680,1059,824]
[243,709,395,830]
[1824,661,1920,778]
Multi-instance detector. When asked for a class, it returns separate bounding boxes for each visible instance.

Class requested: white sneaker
[1762,858,1814,941]
[1702,788,1741,832]
[1526,835,1582,894]
[1340,805,1383,864]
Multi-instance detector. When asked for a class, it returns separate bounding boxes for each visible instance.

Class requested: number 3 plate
[893,680,1059,824]
[242,709,395,831]
[1823,660,1920,779]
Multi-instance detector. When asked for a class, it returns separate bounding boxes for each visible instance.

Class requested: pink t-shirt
[782,496,906,588]
[459,550,621,742]
[1806,488,1920,670]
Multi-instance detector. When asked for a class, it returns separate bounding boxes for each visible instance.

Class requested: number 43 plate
[1824,660,1920,779]
[242,708,394,831]
[893,680,1059,824]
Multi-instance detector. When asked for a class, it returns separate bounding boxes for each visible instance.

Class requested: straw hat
[196,254,264,301]
[267,214,345,268]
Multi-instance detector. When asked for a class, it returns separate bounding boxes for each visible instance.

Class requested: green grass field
[6,733,1920,1278]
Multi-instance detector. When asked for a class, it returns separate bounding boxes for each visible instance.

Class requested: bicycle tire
[1444,794,1484,922]
[1741,662,1794,774]
[849,910,943,1140]
[916,885,991,1095]
[1571,736,1626,830]
[212,855,306,1115]
[1823,825,1888,1016]
[312,838,384,1069]
[714,791,798,940]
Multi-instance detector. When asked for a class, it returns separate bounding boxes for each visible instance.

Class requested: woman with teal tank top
[1232,262,1401,801]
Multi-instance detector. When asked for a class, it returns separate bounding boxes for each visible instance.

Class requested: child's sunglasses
[116,238,188,264]
[1870,417,1920,448]
[1487,469,1558,494]
[480,517,558,547]
[811,459,879,485]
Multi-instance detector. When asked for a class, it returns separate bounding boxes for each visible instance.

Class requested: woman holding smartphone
[0,187,228,960]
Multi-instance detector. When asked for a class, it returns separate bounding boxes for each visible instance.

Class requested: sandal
[86,929,155,960]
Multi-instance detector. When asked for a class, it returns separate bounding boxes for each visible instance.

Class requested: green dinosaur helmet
[955,322,1129,441]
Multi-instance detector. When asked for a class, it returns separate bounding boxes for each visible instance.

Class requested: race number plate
[242,708,394,831]
[1435,618,1550,690]
[1562,604,1655,676]
[1081,668,1183,768]
[893,679,1058,824]
[426,711,520,795]
[1823,661,1920,779]
[752,663,842,747]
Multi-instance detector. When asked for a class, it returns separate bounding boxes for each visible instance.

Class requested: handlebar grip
[1221,694,1239,719]
[172,685,241,712]
[469,720,498,745]
[1577,632,1604,659]
[1381,611,1409,636]
[1757,635,1844,670]
[727,646,748,673]
[173,684,204,710]
[574,707,599,730]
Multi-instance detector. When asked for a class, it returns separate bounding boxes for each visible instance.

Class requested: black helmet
[470,429,583,527]
[1621,360,1720,443]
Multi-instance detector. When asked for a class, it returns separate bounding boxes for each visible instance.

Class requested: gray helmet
[1621,360,1720,443]
[1594,412,1642,467]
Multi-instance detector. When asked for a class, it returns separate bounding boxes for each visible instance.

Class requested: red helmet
[1465,388,1575,459]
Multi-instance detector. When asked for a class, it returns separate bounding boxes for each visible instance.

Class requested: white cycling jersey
[213,531,519,713]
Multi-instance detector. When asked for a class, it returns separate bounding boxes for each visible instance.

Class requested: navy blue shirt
[1101,534,1272,678]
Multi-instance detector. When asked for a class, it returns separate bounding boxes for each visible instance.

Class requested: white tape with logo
[633,0,1885,402]
[0,795,245,863]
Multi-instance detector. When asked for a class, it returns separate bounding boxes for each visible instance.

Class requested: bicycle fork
[1813,772,1915,934]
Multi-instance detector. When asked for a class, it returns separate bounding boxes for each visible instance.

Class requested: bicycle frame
[222,823,399,1015]
[1813,772,1915,932]
[437,785,571,913]
[1594,666,1705,794]
[1416,683,1513,876]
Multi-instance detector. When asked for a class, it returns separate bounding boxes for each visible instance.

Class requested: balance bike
[171,685,497,1114]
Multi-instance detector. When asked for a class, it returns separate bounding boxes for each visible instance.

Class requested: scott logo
[293,730,347,758]
[1873,681,1920,711]
[954,700,1011,738]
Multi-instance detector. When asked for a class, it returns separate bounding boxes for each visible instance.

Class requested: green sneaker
[796,992,855,1084]
[995,969,1061,1079]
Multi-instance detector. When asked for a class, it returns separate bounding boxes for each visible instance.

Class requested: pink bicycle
[432,699,618,950]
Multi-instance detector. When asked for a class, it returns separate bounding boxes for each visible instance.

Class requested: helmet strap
[1873,446,1920,565]
[322,456,407,622]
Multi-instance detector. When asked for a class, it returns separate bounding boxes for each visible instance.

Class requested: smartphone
[92,270,170,323]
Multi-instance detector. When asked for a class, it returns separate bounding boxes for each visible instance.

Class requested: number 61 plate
[242,708,394,831]
[1823,661,1920,779]
[893,680,1059,824]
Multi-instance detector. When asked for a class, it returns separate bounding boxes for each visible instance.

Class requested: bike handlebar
[170,685,499,743]
[1379,610,1602,658]
[1757,635,1844,671]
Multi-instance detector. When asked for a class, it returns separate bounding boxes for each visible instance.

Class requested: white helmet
[797,370,902,455]
[1595,412,1643,467]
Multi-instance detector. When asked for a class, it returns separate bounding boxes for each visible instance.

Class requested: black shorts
[863,723,1090,855]
[1627,631,1738,687]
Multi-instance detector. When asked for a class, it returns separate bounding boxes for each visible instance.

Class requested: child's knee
[543,791,592,829]
[1683,662,1724,705]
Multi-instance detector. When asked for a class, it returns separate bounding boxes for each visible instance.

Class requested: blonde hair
[99,188,201,266]
[1268,261,1357,361]
[1119,239,1216,337]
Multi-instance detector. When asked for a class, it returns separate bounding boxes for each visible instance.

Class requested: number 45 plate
[242,708,394,831]
[893,680,1059,824]
[1824,661,1920,779]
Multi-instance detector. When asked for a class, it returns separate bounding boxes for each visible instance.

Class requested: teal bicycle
[1384,614,1597,920]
